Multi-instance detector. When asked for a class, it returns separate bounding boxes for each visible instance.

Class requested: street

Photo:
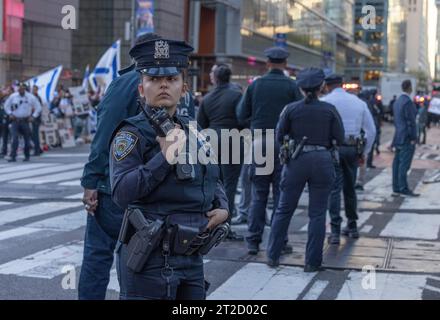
[0,123,439,300]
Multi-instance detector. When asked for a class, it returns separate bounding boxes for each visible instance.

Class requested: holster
[121,209,165,273]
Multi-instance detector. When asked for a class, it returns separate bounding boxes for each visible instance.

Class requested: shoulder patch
[113,131,139,161]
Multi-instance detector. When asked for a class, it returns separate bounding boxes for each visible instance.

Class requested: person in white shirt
[321,74,376,244]
[4,82,42,162]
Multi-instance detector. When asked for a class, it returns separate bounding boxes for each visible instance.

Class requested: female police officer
[267,68,344,272]
[109,38,229,300]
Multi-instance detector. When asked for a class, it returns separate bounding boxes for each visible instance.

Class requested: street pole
[131,0,136,48]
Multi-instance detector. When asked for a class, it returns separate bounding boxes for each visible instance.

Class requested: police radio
[139,99,175,137]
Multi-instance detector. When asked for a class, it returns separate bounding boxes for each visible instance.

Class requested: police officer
[4,82,41,162]
[109,38,229,300]
[322,74,376,244]
[267,68,344,272]
[237,46,302,255]
[79,33,161,300]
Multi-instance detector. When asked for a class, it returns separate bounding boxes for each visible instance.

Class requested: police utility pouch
[172,224,201,255]
[125,209,165,273]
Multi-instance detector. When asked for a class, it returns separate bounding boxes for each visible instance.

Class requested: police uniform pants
[267,151,335,266]
[116,246,206,300]
[10,119,31,158]
[78,193,123,300]
[328,146,359,231]
[246,161,282,246]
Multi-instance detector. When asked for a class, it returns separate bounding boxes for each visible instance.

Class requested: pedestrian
[3,82,41,162]
[417,98,428,145]
[321,74,376,244]
[109,37,229,300]
[0,86,13,158]
[197,63,244,240]
[31,85,43,156]
[78,33,162,300]
[391,80,420,197]
[266,68,344,271]
[237,46,302,255]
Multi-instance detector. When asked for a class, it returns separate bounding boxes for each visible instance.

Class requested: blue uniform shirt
[80,68,140,194]
[236,69,302,130]
[109,112,229,228]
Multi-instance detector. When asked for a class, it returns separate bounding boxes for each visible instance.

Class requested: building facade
[0,0,78,85]
[188,0,370,93]
[436,0,440,80]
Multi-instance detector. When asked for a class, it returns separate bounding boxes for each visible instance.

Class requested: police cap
[129,38,194,76]
[264,46,289,63]
[296,68,325,90]
[325,73,344,85]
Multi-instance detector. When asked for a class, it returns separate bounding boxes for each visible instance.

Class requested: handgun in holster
[356,133,366,158]
[123,209,165,273]
[279,135,290,165]
[290,136,308,161]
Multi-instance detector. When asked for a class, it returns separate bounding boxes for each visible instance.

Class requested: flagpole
[131,0,136,48]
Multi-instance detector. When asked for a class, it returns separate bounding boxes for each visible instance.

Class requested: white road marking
[0,202,82,226]
[12,169,84,184]
[0,163,55,175]
[0,163,85,183]
[424,284,440,294]
[41,153,89,158]
[64,193,83,199]
[302,280,329,300]
[207,263,315,300]
[0,241,84,279]
[0,201,13,206]
[380,213,440,240]
[58,180,80,187]
[360,169,394,202]
[360,225,374,233]
[336,272,427,300]
[401,170,440,210]
[0,227,42,242]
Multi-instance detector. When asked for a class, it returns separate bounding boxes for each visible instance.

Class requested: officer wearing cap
[322,74,376,244]
[237,46,302,255]
[109,38,229,300]
[78,33,162,300]
[267,68,344,272]
[4,82,41,162]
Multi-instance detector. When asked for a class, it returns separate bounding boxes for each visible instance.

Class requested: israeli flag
[89,40,121,93]
[82,65,90,91]
[26,65,63,106]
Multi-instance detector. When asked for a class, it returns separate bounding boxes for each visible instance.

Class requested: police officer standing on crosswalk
[267,68,344,271]
[3,82,41,162]
[237,46,302,255]
[322,74,376,244]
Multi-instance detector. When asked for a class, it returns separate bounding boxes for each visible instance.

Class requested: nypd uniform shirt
[4,92,42,119]
[109,112,229,222]
[321,88,376,155]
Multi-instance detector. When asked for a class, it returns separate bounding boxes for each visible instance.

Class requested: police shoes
[248,243,259,255]
[342,226,359,239]
[304,265,324,273]
[327,234,340,245]
[267,258,279,268]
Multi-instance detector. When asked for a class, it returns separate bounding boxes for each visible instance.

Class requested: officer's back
[237,47,302,130]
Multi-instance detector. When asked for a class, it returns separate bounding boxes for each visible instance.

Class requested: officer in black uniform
[109,38,229,300]
[237,46,302,255]
[267,68,344,272]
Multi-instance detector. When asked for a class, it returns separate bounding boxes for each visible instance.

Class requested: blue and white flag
[89,40,121,93]
[26,65,63,106]
[82,65,90,91]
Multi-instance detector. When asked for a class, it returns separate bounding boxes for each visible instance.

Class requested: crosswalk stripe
[11,169,84,184]
[0,227,42,242]
[424,284,440,294]
[58,180,80,187]
[64,193,83,199]
[0,163,85,182]
[207,263,316,300]
[361,168,394,202]
[0,201,13,206]
[302,280,329,300]
[0,163,55,175]
[336,272,428,300]
[380,213,440,240]
[0,241,83,279]
[401,170,440,210]
[0,202,82,226]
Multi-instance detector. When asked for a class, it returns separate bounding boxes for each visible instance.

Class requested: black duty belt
[302,145,328,153]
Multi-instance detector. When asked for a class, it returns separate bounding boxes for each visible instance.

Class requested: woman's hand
[205,209,229,231]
